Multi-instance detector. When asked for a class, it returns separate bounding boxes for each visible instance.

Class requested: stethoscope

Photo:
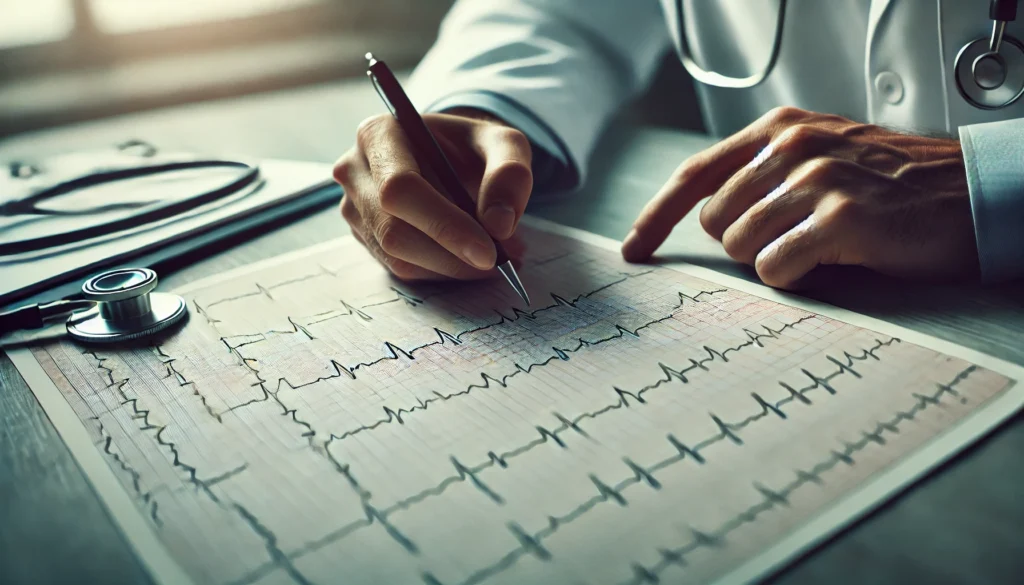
[675,0,1024,110]
[1,140,261,256]
[0,267,188,344]
[0,141,260,344]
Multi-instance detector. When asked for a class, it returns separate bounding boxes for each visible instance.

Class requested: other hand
[621,106,979,289]
[333,109,532,280]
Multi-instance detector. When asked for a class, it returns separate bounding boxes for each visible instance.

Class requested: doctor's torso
[673,0,1024,136]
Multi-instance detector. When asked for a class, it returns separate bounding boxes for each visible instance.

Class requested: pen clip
[366,53,397,118]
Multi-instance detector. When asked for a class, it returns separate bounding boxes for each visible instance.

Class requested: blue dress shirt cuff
[959,118,1024,283]
[427,91,577,192]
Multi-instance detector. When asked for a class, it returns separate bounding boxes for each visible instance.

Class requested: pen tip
[496,261,530,306]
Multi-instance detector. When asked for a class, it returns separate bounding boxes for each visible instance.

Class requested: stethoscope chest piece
[955,34,1024,110]
[67,268,187,344]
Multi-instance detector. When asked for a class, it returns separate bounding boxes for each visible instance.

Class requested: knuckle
[387,259,418,281]
[740,201,775,239]
[765,105,804,126]
[374,217,405,255]
[675,154,707,185]
[821,195,859,227]
[840,122,880,139]
[754,245,794,289]
[793,157,842,185]
[489,158,532,190]
[775,124,818,154]
[339,196,358,222]
[720,230,748,262]
[494,126,531,153]
[332,154,355,185]
[424,218,457,246]
[438,254,470,278]
[698,200,724,240]
[355,114,391,146]
[377,170,419,212]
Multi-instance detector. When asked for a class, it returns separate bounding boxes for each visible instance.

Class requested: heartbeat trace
[315,287,729,447]
[95,419,163,527]
[436,341,950,585]
[71,246,998,585]
[215,268,656,354]
[229,335,901,585]
[196,274,426,335]
[615,365,976,585]
[301,333,889,563]
[212,271,671,422]
[201,265,338,311]
[204,278,718,573]
[84,349,327,585]
[254,314,831,576]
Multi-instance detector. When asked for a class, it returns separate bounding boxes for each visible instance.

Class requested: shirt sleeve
[429,91,571,192]
[407,0,671,190]
[959,117,1024,283]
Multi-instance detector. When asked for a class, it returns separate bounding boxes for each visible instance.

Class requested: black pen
[365,53,530,306]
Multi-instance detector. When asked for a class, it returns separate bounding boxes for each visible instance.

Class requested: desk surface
[2,79,1023,585]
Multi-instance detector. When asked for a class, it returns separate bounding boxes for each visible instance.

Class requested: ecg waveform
[31,230,1016,585]
[249,334,899,581]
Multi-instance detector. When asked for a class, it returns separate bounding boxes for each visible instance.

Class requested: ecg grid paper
[28,226,1016,585]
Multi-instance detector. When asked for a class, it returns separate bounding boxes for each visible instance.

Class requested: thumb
[472,122,534,240]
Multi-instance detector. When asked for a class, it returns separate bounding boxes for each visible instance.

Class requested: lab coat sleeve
[407,0,672,190]
[959,118,1024,283]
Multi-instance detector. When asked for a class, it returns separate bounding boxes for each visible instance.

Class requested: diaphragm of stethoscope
[955,35,1024,110]
[67,267,187,344]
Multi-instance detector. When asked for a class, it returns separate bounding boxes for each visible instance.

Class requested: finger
[357,115,497,270]
[339,194,363,235]
[341,130,479,281]
[754,213,840,289]
[471,124,533,239]
[720,156,841,264]
[370,214,494,280]
[699,124,839,240]
[355,218,454,281]
[339,155,441,279]
[622,106,806,262]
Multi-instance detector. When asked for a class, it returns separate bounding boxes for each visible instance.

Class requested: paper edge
[10,214,1024,585]
[7,347,197,585]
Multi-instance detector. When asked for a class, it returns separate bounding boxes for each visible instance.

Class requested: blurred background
[0,0,455,136]
[0,0,702,141]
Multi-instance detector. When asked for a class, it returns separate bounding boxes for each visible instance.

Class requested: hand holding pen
[332,54,532,303]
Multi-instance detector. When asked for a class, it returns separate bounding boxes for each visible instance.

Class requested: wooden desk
[2,80,1023,584]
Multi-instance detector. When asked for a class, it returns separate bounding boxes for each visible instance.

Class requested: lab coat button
[874,71,904,104]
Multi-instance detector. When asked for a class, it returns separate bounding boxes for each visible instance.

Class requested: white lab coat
[408,0,1024,281]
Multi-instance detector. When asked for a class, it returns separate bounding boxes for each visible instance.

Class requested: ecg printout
[14,221,1023,585]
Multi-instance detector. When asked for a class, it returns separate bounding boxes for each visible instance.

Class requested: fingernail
[621,229,642,261]
[463,241,496,270]
[482,204,517,239]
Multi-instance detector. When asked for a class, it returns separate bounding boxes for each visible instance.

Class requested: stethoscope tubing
[674,0,787,89]
[0,159,260,256]
[673,0,1022,110]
